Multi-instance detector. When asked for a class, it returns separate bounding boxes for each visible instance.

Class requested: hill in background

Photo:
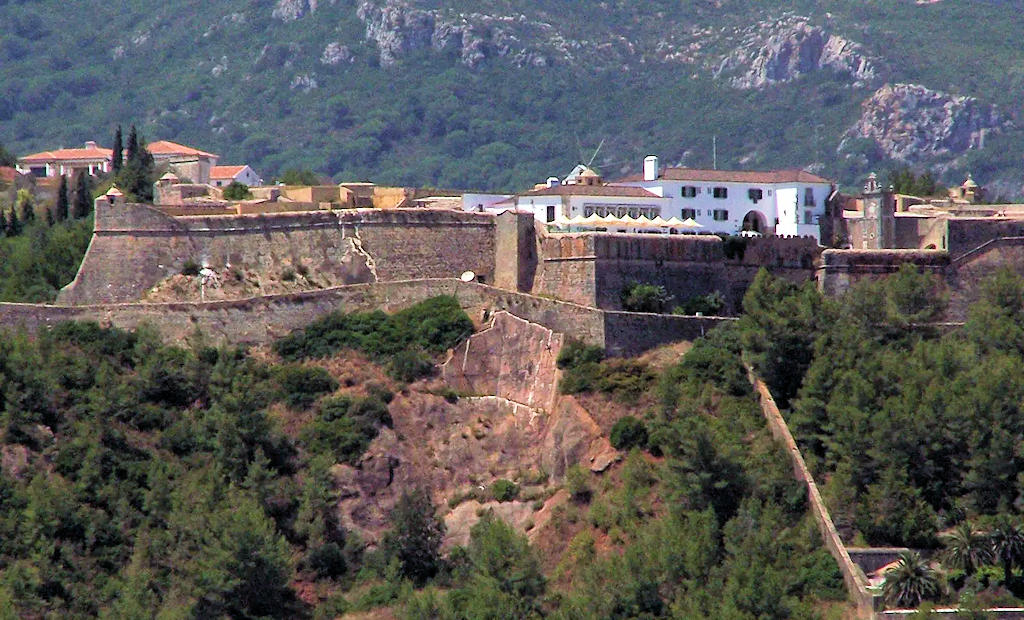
[3,0,1024,195]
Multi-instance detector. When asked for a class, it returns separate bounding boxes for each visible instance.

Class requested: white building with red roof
[613,155,833,240]
[210,165,262,188]
[16,141,114,177]
[515,167,670,229]
[146,140,219,184]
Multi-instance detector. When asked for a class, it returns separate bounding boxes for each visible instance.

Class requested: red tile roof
[616,168,832,184]
[19,146,113,163]
[522,184,664,198]
[210,165,246,179]
[0,167,17,183]
[147,140,218,158]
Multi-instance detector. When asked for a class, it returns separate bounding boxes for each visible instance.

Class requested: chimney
[643,155,659,181]
[85,141,97,150]
[546,176,560,188]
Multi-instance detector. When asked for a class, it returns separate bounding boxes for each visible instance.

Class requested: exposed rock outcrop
[716,17,879,88]
[840,83,1007,163]
[320,42,352,65]
[272,0,318,21]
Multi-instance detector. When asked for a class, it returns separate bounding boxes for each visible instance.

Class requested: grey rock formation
[717,18,879,88]
[840,83,1007,163]
[272,0,318,21]
[320,42,352,65]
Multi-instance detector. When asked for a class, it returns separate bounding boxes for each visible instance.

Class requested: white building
[613,156,832,241]
[210,165,262,188]
[16,141,113,177]
[515,175,670,229]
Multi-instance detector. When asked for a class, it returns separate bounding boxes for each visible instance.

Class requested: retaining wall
[746,365,880,618]
[2,280,731,356]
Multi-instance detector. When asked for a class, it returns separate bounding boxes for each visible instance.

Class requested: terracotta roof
[19,146,113,163]
[0,167,17,183]
[210,165,246,179]
[616,168,832,184]
[521,184,664,199]
[147,140,218,158]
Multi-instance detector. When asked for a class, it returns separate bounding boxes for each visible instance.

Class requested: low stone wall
[746,365,879,618]
[1,280,725,356]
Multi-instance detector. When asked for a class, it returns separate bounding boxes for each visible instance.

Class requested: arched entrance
[742,210,767,234]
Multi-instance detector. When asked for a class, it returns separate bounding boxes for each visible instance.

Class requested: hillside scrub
[273,295,473,381]
[556,340,655,401]
[740,265,1024,604]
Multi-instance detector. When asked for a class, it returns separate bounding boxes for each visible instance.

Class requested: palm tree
[942,522,993,576]
[990,517,1024,585]
[883,551,942,608]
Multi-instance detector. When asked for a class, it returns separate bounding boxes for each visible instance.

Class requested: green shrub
[181,259,201,276]
[491,479,520,502]
[281,267,296,282]
[610,416,648,451]
[388,349,434,383]
[620,282,672,313]
[307,543,347,578]
[275,364,339,409]
[302,394,391,464]
[673,291,726,316]
[565,464,592,503]
[222,181,252,200]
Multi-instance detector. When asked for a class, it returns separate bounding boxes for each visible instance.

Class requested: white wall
[462,193,514,212]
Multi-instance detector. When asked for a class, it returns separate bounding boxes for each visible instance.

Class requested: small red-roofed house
[146,140,220,184]
[210,165,262,188]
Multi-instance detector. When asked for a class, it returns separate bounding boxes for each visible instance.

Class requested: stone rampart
[536,233,818,312]
[3,280,729,356]
[817,249,950,297]
[58,203,501,305]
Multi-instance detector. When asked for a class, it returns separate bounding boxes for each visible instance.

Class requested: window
[681,186,697,198]
[546,205,556,222]
[713,187,728,199]
[681,208,696,219]
[713,209,728,221]
[804,188,816,207]
[804,210,814,225]
[747,188,763,203]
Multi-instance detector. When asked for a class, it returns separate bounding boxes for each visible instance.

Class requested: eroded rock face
[840,83,1007,163]
[331,313,616,546]
[716,18,879,88]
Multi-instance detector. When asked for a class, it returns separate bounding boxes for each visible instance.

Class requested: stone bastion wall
[3,280,734,358]
[58,203,513,305]
[537,233,820,312]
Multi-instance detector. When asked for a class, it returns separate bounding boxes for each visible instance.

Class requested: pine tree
[72,173,91,218]
[112,125,123,172]
[55,175,69,222]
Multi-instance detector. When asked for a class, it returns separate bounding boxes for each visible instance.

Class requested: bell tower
[861,172,895,249]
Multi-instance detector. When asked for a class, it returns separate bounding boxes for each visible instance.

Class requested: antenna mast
[713,135,717,170]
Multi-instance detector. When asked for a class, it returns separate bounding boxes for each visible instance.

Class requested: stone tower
[861,172,894,249]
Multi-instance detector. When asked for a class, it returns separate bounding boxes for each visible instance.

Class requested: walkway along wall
[745,364,880,618]
[3,280,734,357]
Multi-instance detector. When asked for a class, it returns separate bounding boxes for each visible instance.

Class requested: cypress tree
[55,175,69,222]
[7,206,20,236]
[72,173,91,218]
[125,125,139,164]
[45,207,54,227]
[112,125,123,172]
[18,195,34,224]
[0,210,7,236]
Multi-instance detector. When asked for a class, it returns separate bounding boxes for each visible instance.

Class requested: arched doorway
[742,210,767,233]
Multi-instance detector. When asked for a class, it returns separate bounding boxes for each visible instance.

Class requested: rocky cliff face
[356,0,570,68]
[840,83,1008,163]
[715,17,880,88]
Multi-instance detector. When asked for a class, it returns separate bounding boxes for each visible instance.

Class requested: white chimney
[643,155,659,181]
[546,176,560,188]
[85,141,97,149]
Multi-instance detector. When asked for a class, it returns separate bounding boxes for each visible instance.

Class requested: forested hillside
[3,0,1024,194]
[0,295,847,617]
[744,266,1024,608]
